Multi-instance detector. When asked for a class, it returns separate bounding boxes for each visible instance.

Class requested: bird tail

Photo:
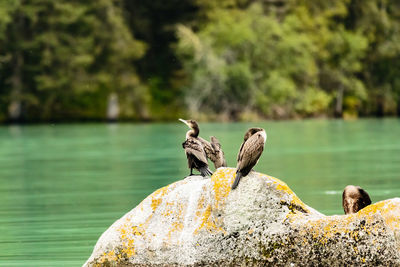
[231,172,243,190]
[199,166,213,177]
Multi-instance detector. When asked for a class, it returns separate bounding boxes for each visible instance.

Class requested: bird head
[179,119,200,137]
[179,119,198,130]
[342,185,371,214]
[243,127,264,141]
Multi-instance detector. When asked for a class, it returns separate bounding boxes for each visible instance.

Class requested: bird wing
[210,136,221,152]
[237,141,245,162]
[236,133,265,172]
[183,138,208,165]
[198,136,216,162]
[210,136,227,168]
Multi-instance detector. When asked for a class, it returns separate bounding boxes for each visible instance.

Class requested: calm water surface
[0,119,399,266]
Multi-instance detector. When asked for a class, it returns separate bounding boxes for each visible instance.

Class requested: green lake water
[0,119,399,266]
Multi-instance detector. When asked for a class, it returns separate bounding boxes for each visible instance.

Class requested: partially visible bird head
[179,118,200,137]
[243,127,264,141]
[342,185,371,214]
[179,118,198,129]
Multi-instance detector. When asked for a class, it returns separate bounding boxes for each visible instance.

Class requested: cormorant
[179,119,227,169]
[342,185,371,214]
[232,127,266,190]
[179,119,213,177]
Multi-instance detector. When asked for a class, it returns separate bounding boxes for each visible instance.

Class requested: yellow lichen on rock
[114,224,142,260]
[150,183,178,211]
[301,215,357,239]
[151,198,162,211]
[152,185,170,198]
[166,202,186,241]
[211,168,310,214]
[358,199,400,231]
[211,168,235,208]
[189,168,232,234]
[195,191,207,218]
[268,175,310,213]
[168,222,184,240]
[98,250,118,264]
[194,204,226,234]
[84,169,400,267]
[291,199,400,249]
[96,182,191,264]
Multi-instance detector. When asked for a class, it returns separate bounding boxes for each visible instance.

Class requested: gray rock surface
[84,167,400,266]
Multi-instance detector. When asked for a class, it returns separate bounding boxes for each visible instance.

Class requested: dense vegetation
[0,0,399,122]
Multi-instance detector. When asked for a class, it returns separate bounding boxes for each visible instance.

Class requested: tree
[345,0,400,116]
[176,3,331,119]
[122,0,198,119]
[0,0,147,122]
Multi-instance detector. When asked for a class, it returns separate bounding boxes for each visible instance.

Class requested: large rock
[84,168,400,266]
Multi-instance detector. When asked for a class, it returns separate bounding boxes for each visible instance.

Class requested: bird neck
[186,127,199,138]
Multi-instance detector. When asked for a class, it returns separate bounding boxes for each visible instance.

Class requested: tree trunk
[107,92,119,121]
[8,10,24,122]
[9,48,23,122]
[376,95,384,117]
[334,85,344,118]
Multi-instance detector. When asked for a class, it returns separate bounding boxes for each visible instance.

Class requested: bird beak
[179,118,190,127]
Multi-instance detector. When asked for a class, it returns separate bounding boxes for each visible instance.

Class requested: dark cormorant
[179,119,227,169]
[342,185,371,214]
[179,119,213,177]
[232,127,266,190]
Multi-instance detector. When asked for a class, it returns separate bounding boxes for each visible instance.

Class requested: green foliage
[176,0,400,119]
[0,0,399,121]
[296,88,332,117]
[0,0,147,121]
[177,3,328,119]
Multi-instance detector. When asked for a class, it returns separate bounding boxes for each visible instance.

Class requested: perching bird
[179,119,213,177]
[342,185,371,214]
[179,119,227,169]
[232,128,266,190]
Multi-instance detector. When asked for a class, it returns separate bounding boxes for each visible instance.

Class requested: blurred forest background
[0,0,399,122]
